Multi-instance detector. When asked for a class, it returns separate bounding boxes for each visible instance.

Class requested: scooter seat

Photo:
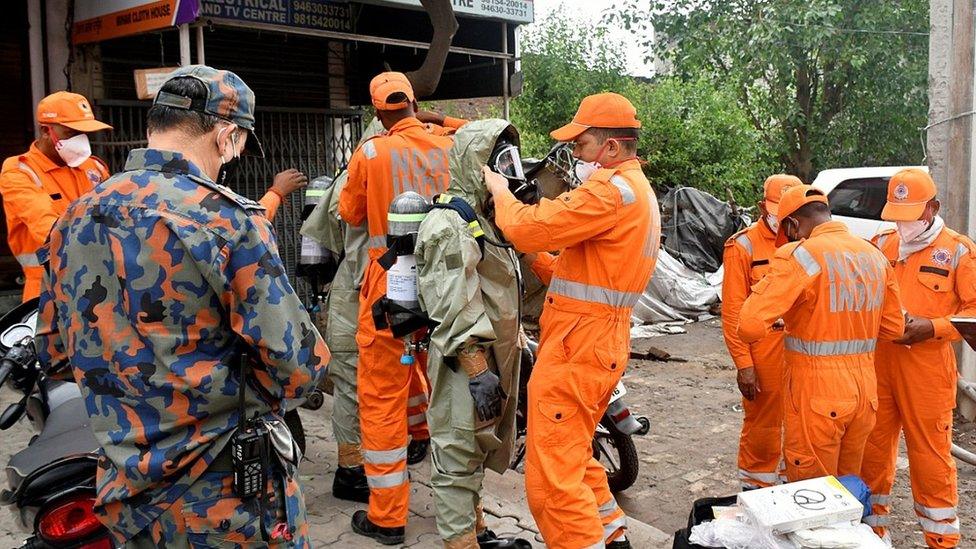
[6,397,99,493]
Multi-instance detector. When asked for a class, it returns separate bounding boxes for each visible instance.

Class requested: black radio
[231,419,267,499]
[231,353,270,499]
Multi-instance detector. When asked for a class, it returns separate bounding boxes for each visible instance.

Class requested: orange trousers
[783,359,877,482]
[357,261,429,528]
[737,358,784,489]
[861,343,959,548]
[525,309,629,549]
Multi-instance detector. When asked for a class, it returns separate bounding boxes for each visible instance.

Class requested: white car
[812,166,928,240]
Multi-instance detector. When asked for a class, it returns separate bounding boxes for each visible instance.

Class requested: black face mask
[218,156,240,186]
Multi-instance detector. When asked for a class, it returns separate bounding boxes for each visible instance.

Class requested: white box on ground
[738,475,864,535]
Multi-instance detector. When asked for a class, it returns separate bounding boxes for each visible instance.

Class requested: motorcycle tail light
[37,495,103,543]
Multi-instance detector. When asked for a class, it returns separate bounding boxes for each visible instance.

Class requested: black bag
[672,495,739,549]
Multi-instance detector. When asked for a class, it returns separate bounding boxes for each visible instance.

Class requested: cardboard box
[738,476,864,535]
[134,67,179,100]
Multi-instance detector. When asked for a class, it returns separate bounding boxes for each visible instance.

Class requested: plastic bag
[788,522,889,549]
[689,518,796,549]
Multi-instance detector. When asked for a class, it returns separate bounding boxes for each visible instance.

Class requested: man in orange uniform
[860,169,976,548]
[338,72,461,545]
[738,185,904,482]
[722,174,800,489]
[0,91,112,301]
[484,92,660,549]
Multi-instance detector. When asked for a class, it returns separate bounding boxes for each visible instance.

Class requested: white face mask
[765,214,779,232]
[54,133,92,167]
[574,160,600,184]
[896,219,929,243]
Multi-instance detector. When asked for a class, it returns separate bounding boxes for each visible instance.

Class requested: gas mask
[48,127,92,168]
[489,138,537,204]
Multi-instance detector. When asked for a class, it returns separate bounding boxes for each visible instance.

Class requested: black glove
[468,369,506,422]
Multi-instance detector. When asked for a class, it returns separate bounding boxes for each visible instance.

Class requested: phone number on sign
[480,0,529,18]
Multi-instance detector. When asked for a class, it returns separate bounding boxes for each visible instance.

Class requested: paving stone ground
[0,388,670,548]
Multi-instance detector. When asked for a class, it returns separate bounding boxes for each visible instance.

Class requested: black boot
[606,539,632,549]
[476,528,533,548]
[332,465,370,504]
[407,437,430,465]
[351,510,405,545]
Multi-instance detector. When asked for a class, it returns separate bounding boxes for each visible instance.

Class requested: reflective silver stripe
[603,516,627,539]
[917,517,960,535]
[735,234,753,256]
[871,494,891,506]
[583,543,604,549]
[953,243,968,268]
[597,498,619,517]
[407,394,428,407]
[784,336,876,356]
[17,162,42,188]
[793,245,821,276]
[863,514,890,527]
[738,469,779,484]
[610,176,636,206]
[368,235,387,248]
[549,277,641,308]
[408,412,426,426]
[15,253,40,268]
[362,140,377,159]
[367,470,408,489]
[363,447,408,464]
[876,233,890,249]
[915,503,957,521]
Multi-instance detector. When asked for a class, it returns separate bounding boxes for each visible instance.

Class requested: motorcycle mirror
[0,397,26,430]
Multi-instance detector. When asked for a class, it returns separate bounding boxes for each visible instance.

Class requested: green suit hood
[447,118,520,212]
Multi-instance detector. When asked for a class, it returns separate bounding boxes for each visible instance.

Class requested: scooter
[511,339,650,493]
[0,298,112,549]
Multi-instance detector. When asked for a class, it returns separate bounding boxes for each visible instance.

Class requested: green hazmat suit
[300,119,385,454]
[415,119,523,542]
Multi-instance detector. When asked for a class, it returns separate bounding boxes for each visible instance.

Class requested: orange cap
[881,168,936,221]
[775,185,830,246]
[370,72,415,111]
[763,174,803,215]
[550,92,641,142]
[36,91,112,132]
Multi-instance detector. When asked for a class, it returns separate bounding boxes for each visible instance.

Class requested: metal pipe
[958,377,976,403]
[27,0,46,136]
[952,443,976,466]
[198,19,515,60]
[179,24,191,66]
[195,25,206,65]
[502,22,510,120]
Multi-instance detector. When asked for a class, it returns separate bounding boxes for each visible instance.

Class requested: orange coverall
[495,160,661,549]
[337,116,454,528]
[0,144,108,301]
[860,228,976,548]
[738,221,904,482]
[721,220,786,489]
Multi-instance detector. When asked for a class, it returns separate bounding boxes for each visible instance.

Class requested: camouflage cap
[154,65,264,157]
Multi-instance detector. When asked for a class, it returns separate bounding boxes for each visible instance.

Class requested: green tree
[514,10,771,202]
[612,0,929,181]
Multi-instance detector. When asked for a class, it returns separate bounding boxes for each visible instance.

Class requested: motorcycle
[512,338,650,493]
[0,299,308,549]
[0,298,111,549]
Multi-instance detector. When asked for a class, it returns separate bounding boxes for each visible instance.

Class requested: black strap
[377,233,418,270]
[432,194,486,254]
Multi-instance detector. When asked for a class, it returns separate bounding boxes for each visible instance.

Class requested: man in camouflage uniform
[34,65,329,548]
